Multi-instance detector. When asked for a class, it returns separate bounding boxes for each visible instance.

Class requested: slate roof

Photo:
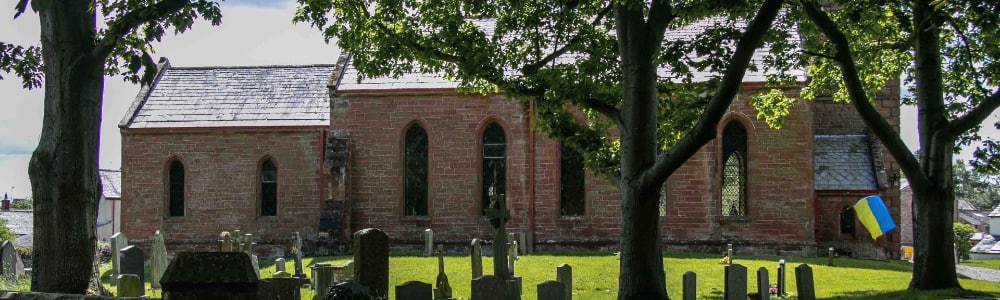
[991,204,1000,217]
[958,199,978,211]
[99,169,121,199]
[0,210,32,247]
[814,134,877,191]
[122,59,336,129]
[337,18,806,92]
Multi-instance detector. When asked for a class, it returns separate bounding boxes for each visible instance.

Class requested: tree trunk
[28,1,102,293]
[909,184,960,289]
[618,181,667,299]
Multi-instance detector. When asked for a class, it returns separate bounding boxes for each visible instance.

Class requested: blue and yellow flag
[854,195,896,240]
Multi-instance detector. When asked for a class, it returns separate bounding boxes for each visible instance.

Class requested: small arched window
[168,159,185,217]
[482,122,506,215]
[840,207,856,237]
[260,159,277,217]
[404,124,429,216]
[560,144,585,216]
[721,121,747,217]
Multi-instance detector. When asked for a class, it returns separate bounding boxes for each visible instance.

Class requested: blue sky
[0,0,996,198]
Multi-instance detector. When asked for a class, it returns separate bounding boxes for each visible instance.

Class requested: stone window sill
[257,215,278,222]
[558,215,586,221]
[400,216,431,224]
[718,216,752,224]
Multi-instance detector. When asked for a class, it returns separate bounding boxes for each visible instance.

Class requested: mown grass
[97,252,1000,299]
[963,259,1000,270]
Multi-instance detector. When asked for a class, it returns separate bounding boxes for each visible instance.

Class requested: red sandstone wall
[121,128,325,253]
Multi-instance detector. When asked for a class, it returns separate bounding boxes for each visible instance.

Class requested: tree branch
[802,50,836,60]
[945,88,1000,139]
[93,0,189,60]
[800,0,929,187]
[645,0,675,53]
[520,4,613,76]
[641,0,785,190]
[578,97,622,122]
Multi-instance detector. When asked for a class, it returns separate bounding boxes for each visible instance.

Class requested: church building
[120,33,901,259]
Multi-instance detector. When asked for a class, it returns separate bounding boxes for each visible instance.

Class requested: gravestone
[556,263,572,300]
[273,270,291,278]
[109,232,127,285]
[116,274,142,297]
[518,232,529,255]
[219,231,234,252]
[471,275,505,300]
[266,277,302,300]
[275,257,286,273]
[537,281,566,300]
[0,240,24,279]
[434,245,453,299]
[682,271,696,300]
[756,267,769,300]
[243,233,256,254]
[151,230,169,289]
[724,264,747,300]
[353,228,389,297]
[341,260,356,281]
[776,259,786,296]
[312,263,335,298]
[424,229,434,256]
[396,281,432,300]
[292,232,306,278]
[119,245,145,288]
[160,252,259,300]
[471,239,483,279]
[507,239,517,275]
[258,279,276,300]
[794,264,815,300]
[330,281,373,299]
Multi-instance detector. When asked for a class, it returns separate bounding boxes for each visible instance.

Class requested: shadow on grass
[826,288,1000,300]
[306,255,352,266]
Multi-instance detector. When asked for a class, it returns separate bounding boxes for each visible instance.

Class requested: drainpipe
[528,99,536,249]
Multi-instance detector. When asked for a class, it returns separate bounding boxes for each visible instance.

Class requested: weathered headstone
[331,281,373,299]
[434,245,453,299]
[341,260,356,281]
[0,240,24,279]
[556,263,572,300]
[507,239,518,275]
[353,228,389,297]
[251,254,261,279]
[109,232,127,285]
[266,277,302,300]
[258,279,276,300]
[119,245,145,287]
[292,232,306,278]
[273,270,292,278]
[756,267,769,300]
[243,233,256,254]
[471,275,505,300]
[312,263,336,298]
[219,231,234,252]
[682,271,696,300]
[537,281,566,300]
[151,230,169,289]
[471,239,483,279]
[275,257,287,273]
[116,274,142,297]
[160,252,259,300]
[397,281,433,300]
[724,264,747,300]
[794,264,815,300]
[518,232,528,255]
[776,259,786,296]
[424,229,434,256]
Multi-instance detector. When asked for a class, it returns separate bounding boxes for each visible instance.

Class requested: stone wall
[121,128,326,255]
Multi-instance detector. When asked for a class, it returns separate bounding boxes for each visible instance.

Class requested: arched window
[840,207,856,237]
[721,121,747,217]
[560,144,585,216]
[260,159,277,217]
[168,159,185,217]
[404,125,429,216]
[482,122,506,215]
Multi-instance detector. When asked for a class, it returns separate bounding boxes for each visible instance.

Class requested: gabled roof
[121,58,336,129]
[990,204,1000,217]
[958,199,978,211]
[336,18,805,92]
[99,169,121,199]
[814,134,877,191]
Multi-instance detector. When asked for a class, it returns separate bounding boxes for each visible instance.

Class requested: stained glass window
[721,122,747,217]
[261,159,277,217]
[168,160,184,217]
[560,144,585,216]
[405,125,429,216]
[482,123,506,214]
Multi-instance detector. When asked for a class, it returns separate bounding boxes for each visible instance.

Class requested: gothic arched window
[721,122,747,217]
[482,122,506,215]
[168,159,185,217]
[840,207,856,237]
[404,124,429,216]
[260,159,277,217]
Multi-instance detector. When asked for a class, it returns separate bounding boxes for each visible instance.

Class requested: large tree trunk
[618,181,666,299]
[28,1,103,293]
[909,184,960,289]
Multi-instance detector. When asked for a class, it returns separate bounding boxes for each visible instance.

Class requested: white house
[97,169,122,240]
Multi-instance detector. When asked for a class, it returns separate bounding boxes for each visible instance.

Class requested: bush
[9,198,31,209]
[954,222,975,261]
[0,219,16,245]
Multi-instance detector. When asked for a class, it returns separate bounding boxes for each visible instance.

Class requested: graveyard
[88,229,999,300]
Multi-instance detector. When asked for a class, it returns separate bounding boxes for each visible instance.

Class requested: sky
[0,1,996,199]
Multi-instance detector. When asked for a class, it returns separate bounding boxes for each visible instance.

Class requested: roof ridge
[170,64,338,70]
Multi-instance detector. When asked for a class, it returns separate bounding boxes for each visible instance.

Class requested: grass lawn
[963,259,1000,270]
[99,253,1000,299]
